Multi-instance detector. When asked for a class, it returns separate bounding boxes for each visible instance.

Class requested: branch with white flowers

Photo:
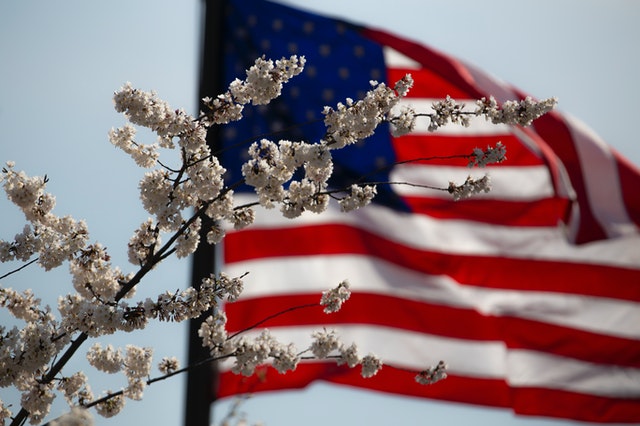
[0,54,554,425]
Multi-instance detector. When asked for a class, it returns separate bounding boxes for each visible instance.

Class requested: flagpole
[185,0,226,425]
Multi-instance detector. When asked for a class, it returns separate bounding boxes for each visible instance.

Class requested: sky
[0,1,638,425]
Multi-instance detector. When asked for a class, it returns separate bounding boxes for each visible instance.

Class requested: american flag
[214,0,640,422]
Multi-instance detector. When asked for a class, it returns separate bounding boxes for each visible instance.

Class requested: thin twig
[228,303,319,339]
[0,258,39,281]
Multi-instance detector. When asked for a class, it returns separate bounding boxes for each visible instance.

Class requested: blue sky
[0,1,638,425]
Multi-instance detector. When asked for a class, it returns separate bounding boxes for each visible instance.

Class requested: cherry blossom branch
[81,352,235,410]
[0,53,555,425]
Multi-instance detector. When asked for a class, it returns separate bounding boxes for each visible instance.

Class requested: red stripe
[616,151,640,230]
[216,363,640,423]
[216,362,510,408]
[224,224,640,302]
[533,113,608,243]
[392,134,544,167]
[403,196,570,227]
[511,387,640,424]
[224,293,640,368]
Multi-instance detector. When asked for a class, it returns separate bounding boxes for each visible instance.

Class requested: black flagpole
[185,0,226,425]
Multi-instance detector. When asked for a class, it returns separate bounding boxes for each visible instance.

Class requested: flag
[213,0,640,422]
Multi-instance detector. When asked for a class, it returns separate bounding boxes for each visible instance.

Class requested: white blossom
[231,55,306,106]
[123,378,146,401]
[389,105,417,137]
[203,55,305,124]
[174,217,201,259]
[393,74,414,97]
[86,343,123,374]
[69,244,125,301]
[0,287,43,322]
[123,345,153,380]
[216,272,244,302]
[231,330,278,376]
[310,329,341,359]
[360,354,383,378]
[337,343,361,368]
[448,175,491,201]
[320,280,351,313]
[198,312,228,353]
[0,164,90,270]
[108,124,159,168]
[94,393,125,418]
[468,142,507,168]
[0,400,12,425]
[475,95,557,126]
[429,95,470,131]
[338,184,377,213]
[20,382,55,425]
[158,357,180,375]
[415,360,448,385]
[56,372,88,402]
[323,78,411,149]
[271,342,300,374]
[229,207,255,230]
[128,218,160,265]
[50,407,94,426]
[206,224,225,245]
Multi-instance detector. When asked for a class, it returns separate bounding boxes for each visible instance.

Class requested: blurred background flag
[209,0,640,422]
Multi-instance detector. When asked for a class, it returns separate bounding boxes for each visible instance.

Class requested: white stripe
[508,349,640,398]
[393,98,512,136]
[383,46,421,69]
[219,325,506,378]
[229,194,640,267]
[389,164,555,200]
[225,255,640,339]
[565,114,638,238]
[217,325,640,398]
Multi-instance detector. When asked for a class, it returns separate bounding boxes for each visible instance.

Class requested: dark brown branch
[0,258,39,281]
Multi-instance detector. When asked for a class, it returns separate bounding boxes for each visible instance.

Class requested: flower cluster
[49,407,94,426]
[231,330,300,376]
[323,75,414,149]
[320,280,351,313]
[0,163,89,270]
[425,95,557,131]
[122,345,152,401]
[94,393,125,418]
[157,357,180,375]
[476,95,557,126]
[202,55,306,125]
[415,360,447,385]
[141,272,244,323]
[448,175,491,201]
[310,329,383,378]
[468,142,507,168]
[86,343,153,402]
[108,124,158,168]
[429,95,471,131]
[338,185,377,213]
[56,372,89,404]
[196,282,381,379]
[70,244,131,301]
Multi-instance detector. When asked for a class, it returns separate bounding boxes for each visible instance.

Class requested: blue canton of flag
[220,0,408,210]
